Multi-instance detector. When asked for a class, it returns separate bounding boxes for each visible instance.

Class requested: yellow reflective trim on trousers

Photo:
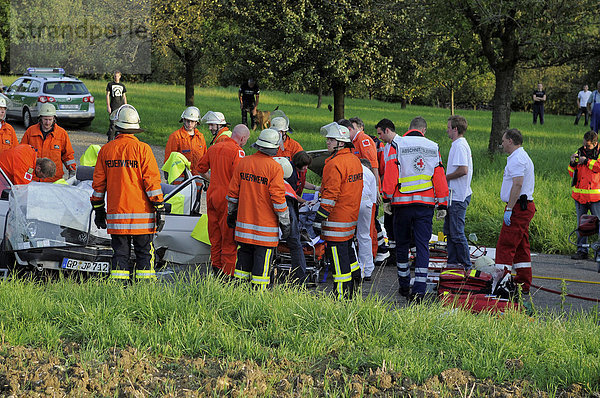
[331,247,344,299]
[333,272,351,282]
[572,187,600,194]
[136,270,156,279]
[110,270,130,280]
[150,241,155,271]
[263,248,272,280]
[234,269,251,279]
[399,181,433,192]
[350,261,360,273]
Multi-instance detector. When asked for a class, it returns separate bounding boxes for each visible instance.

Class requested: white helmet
[39,103,57,117]
[270,116,289,132]
[180,106,200,122]
[273,157,293,179]
[0,97,7,108]
[114,104,141,131]
[473,256,496,274]
[254,129,280,149]
[201,111,226,125]
[321,122,351,143]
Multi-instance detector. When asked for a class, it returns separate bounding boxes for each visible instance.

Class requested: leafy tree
[428,0,600,152]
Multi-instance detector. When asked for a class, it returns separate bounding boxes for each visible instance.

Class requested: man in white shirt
[496,129,536,301]
[444,115,473,269]
[357,159,378,281]
[575,85,592,126]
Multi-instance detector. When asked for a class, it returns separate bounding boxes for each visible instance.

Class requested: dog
[253,106,279,131]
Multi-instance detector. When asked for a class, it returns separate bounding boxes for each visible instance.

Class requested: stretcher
[273,238,327,285]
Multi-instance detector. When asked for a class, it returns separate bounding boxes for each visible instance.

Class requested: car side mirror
[164,202,172,214]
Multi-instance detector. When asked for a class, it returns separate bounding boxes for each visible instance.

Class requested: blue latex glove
[503,210,512,226]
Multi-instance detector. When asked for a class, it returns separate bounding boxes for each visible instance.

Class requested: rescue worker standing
[314,122,363,299]
[165,106,207,183]
[0,144,55,185]
[91,105,164,283]
[0,97,18,154]
[495,129,535,308]
[382,117,449,302]
[569,130,600,260]
[272,116,303,160]
[202,111,231,145]
[227,129,291,290]
[197,124,250,277]
[21,103,76,182]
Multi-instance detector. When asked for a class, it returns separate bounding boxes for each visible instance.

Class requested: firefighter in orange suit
[165,106,207,184]
[314,122,363,299]
[226,128,291,290]
[91,105,164,282]
[0,97,18,154]
[0,144,55,185]
[272,116,303,159]
[381,116,449,302]
[202,111,231,145]
[197,124,250,276]
[21,103,76,182]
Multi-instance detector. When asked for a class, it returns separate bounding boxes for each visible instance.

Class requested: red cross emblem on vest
[413,155,426,172]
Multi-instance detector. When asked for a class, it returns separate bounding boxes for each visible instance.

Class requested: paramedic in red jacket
[381,117,449,303]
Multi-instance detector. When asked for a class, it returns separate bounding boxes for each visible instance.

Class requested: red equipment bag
[578,214,599,237]
[438,268,492,295]
[439,292,520,314]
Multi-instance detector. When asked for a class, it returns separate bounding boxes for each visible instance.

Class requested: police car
[4,68,95,128]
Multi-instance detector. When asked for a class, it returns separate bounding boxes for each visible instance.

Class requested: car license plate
[61,258,109,273]
[59,104,79,110]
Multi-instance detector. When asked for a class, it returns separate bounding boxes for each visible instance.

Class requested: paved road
[12,123,600,313]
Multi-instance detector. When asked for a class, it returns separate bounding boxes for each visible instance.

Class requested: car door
[5,78,23,118]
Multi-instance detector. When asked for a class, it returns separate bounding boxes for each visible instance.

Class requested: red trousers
[495,202,536,293]
[207,191,237,276]
[370,206,377,258]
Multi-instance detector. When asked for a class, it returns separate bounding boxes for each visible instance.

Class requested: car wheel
[22,108,32,129]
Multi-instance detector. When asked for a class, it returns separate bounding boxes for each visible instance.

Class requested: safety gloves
[436,205,447,220]
[503,208,513,226]
[154,202,166,232]
[91,200,107,229]
[278,208,291,240]
[227,202,238,229]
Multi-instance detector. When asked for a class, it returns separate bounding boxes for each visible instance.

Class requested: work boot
[398,285,410,298]
[375,251,390,266]
[571,252,588,260]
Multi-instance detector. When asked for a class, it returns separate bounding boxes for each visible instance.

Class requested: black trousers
[110,234,156,280]
[241,103,256,128]
[234,243,273,290]
[326,239,361,299]
[575,106,589,125]
[533,103,544,124]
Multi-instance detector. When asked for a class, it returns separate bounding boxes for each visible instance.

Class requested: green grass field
[1,76,585,254]
[1,274,598,394]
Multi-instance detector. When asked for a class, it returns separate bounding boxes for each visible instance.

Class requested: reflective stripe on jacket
[569,156,600,204]
[318,148,363,242]
[91,134,163,235]
[165,127,207,178]
[21,123,76,182]
[227,151,287,247]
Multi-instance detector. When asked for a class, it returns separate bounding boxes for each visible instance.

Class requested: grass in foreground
[0,75,587,252]
[0,273,598,393]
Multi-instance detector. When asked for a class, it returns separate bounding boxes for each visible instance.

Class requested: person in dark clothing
[106,71,127,141]
[532,83,546,125]
[238,78,260,129]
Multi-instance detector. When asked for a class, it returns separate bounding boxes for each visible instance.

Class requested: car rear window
[43,82,89,95]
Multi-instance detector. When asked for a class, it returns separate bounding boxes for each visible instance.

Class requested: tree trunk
[184,55,195,106]
[332,81,345,122]
[451,88,455,115]
[488,67,515,153]
[317,84,322,108]
[401,98,407,109]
